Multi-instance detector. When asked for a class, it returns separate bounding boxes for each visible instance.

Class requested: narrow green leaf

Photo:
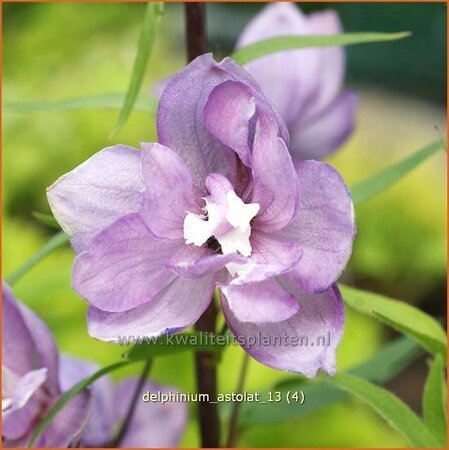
[3,92,156,114]
[351,139,445,205]
[111,2,164,137]
[32,211,61,230]
[341,285,447,359]
[28,360,136,447]
[124,331,228,360]
[235,336,422,426]
[231,32,411,65]
[5,231,69,286]
[423,355,447,446]
[328,373,441,447]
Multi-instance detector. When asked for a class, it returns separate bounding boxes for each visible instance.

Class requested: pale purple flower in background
[2,283,91,448]
[48,53,355,377]
[237,2,358,161]
[59,355,187,448]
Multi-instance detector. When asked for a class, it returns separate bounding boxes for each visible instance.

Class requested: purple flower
[59,355,187,448]
[48,54,355,377]
[237,3,358,161]
[2,283,91,448]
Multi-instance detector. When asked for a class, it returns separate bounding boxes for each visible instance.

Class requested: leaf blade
[232,32,411,65]
[340,284,447,359]
[423,355,447,446]
[235,337,422,426]
[3,92,156,114]
[350,139,445,205]
[327,373,441,447]
[111,2,164,136]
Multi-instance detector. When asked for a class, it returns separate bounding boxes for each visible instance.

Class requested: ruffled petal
[220,278,299,323]
[221,281,345,377]
[157,53,288,188]
[73,213,180,312]
[114,379,187,448]
[87,275,216,342]
[251,113,298,232]
[230,231,302,285]
[167,245,246,279]
[140,143,201,240]
[47,145,142,252]
[290,92,358,161]
[278,161,356,293]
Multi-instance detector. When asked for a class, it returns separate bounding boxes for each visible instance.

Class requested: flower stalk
[184,6,220,447]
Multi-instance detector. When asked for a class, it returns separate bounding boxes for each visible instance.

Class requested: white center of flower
[183,191,260,257]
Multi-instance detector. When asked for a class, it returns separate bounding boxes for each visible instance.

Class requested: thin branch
[226,353,250,447]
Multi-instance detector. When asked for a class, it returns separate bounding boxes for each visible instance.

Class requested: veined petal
[221,282,345,377]
[290,92,358,161]
[73,213,180,312]
[167,245,246,279]
[140,143,201,240]
[157,53,288,188]
[87,275,216,342]
[114,380,187,448]
[251,113,298,232]
[279,161,356,293]
[220,278,299,323]
[47,145,142,252]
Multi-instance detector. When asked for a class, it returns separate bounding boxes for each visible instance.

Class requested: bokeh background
[2,2,447,447]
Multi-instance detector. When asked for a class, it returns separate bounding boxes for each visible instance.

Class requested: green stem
[5,231,69,286]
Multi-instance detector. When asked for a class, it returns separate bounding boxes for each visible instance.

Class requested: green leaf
[124,331,228,360]
[32,211,61,230]
[111,2,164,137]
[231,32,411,65]
[5,231,69,286]
[350,139,445,205]
[423,355,447,446]
[340,285,447,359]
[28,360,136,447]
[236,336,422,426]
[3,92,156,114]
[328,373,440,447]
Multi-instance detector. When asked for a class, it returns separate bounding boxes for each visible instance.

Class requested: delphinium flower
[2,283,91,447]
[48,53,355,377]
[59,355,187,448]
[236,2,357,162]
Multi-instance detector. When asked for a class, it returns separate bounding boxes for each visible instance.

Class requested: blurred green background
[2,2,446,447]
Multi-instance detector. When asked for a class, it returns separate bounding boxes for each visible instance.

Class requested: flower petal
[114,379,187,448]
[157,53,288,188]
[221,281,345,377]
[237,3,321,127]
[203,81,255,167]
[220,278,299,323]
[278,161,356,293]
[37,390,92,448]
[290,92,358,161]
[2,284,46,377]
[251,113,298,232]
[140,143,200,240]
[230,231,302,285]
[73,213,180,312]
[87,275,216,342]
[47,145,142,252]
[59,355,115,448]
[167,245,246,279]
